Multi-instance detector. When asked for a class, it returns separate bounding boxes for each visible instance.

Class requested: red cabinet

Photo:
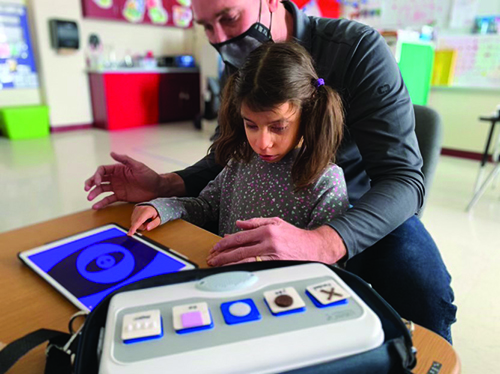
[89,70,200,131]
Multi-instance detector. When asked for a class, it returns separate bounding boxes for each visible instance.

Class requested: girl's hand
[128,206,161,236]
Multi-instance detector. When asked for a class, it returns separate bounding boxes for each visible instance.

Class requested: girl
[128,42,349,258]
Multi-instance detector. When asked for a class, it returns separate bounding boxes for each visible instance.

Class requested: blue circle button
[220,299,261,325]
[229,302,252,317]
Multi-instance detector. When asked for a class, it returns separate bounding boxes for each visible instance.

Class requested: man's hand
[206,217,347,266]
[84,152,185,209]
[128,205,161,236]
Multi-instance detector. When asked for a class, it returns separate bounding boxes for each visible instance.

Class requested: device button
[305,280,350,308]
[181,311,204,328]
[173,302,213,334]
[275,294,294,308]
[229,302,251,317]
[121,309,163,344]
[220,299,261,325]
[196,271,258,292]
[264,287,306,316]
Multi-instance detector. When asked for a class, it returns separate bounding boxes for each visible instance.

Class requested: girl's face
[241,101,301,163]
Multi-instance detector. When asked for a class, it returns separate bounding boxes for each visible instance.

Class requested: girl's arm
[137,166,227,229]
[307,165,350,229]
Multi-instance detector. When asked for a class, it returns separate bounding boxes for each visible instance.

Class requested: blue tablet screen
[28,228,188,310]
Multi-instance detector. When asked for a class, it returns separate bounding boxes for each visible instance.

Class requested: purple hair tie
[316,78,325,89]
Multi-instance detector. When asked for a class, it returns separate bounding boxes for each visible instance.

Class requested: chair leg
[466,164,500,211]
[473,167,486,193]
[491,138,500,189]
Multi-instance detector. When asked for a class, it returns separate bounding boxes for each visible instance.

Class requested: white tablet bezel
[18,223,197,312]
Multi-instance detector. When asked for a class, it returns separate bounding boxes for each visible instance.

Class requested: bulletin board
[0,3,38,90]
[334,0,500,90]
[81,0,193,28]
[436,34,500,89]
[381,0,453,29]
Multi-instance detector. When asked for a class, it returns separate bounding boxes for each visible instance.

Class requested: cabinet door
[105,73,160,130]
[89,73,109,129]
[159,73,200,123]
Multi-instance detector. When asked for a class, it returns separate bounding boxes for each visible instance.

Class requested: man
[85,0,456,342]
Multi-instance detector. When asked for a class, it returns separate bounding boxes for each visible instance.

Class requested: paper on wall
[449,0,479,29]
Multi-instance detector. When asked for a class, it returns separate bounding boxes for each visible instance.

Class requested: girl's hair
[212,42,344,190]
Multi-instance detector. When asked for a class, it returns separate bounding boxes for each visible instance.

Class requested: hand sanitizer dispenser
[49,19,79,52]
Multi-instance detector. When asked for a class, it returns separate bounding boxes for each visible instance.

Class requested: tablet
[18,223,197,312]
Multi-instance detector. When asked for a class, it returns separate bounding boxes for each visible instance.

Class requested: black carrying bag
[0,261,416,374]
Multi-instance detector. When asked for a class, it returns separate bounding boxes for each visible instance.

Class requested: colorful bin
[0,105,50,140]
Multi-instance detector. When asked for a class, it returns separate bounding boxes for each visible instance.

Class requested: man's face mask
[211,1,273,70]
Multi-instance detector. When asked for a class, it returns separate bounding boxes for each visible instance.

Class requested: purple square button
[181,311,204,328]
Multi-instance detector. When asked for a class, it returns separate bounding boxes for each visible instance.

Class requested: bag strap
[0,329,72,374]
[1,311,87,374]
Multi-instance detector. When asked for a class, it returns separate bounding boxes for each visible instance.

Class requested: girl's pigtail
[293,83,344,190]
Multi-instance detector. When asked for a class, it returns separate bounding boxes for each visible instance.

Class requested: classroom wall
[430,0,500,154]
[25,0,192,128]
[477,0,500,15]
[186,23,220,107]
[9,0,499,154]
[429,88,499,153]
[0,0,42,107]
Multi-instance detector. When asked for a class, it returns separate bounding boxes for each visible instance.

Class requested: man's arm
[327,28,425,259]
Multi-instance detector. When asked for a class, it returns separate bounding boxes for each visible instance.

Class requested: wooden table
[412,324,461,374]
[0,204,460,373]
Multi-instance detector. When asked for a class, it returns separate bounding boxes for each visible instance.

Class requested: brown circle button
[274,294,293,307]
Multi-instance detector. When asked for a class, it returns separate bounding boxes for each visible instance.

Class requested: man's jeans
[346,216,457,344]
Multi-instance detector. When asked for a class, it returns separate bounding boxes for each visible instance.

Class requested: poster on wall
[381,0,452,29]
[449,0,479,30]
[0,3,38,90]
[81,0,193,28]
[341,0,383,28]
[437,34,500,89]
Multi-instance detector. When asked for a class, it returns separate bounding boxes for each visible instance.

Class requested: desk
[0,204,460,374]
[467,115,500,211]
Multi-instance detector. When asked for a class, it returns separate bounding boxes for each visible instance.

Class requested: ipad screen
[24,226,195,311]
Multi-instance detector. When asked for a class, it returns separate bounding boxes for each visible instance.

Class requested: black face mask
[211,2,273,70]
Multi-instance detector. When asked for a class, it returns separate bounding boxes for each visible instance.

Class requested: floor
[1,122,499,373]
